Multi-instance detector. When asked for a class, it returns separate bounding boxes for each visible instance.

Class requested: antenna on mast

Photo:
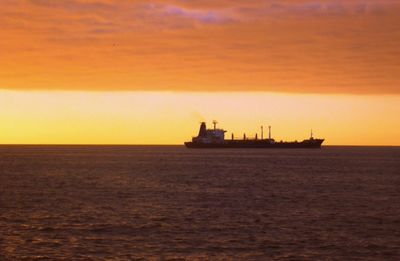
[311,129,313,139]
[212,120,218,130]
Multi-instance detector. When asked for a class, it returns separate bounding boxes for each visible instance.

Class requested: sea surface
[0,146,399,260]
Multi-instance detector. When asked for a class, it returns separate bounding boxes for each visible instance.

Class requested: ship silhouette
[185,121,324,148]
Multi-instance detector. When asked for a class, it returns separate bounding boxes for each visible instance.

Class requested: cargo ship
[185,121,324,148]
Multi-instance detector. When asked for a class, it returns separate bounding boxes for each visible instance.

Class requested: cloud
[27,0,113,12]
[163,5,229,24]
[0,0,399,94]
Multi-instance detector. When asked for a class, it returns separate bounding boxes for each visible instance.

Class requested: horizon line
[1,144,399,147]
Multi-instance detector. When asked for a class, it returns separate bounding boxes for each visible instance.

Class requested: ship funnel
[198,122,207,137]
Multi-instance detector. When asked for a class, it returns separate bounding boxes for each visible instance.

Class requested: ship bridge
[193,121,226,144]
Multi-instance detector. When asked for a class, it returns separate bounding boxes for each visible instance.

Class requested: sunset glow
[1,91,399,145]
[1,0,400,93]
[1,1,399,145]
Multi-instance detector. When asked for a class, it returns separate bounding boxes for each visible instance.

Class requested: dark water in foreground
[0,146,399,260]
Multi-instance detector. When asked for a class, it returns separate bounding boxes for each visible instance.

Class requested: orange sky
[0,1,399,145]
[1,0,399,93]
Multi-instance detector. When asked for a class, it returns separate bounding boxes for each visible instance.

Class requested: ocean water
[0,146,399,260]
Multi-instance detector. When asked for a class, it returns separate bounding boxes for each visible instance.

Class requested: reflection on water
[1,146,399,260]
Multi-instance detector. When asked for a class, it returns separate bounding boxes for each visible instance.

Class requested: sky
[0,0,399,144]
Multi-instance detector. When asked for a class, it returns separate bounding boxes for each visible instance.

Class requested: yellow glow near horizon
[0,91,399,145]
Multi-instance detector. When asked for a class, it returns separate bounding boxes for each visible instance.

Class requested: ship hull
[185,139,324,149]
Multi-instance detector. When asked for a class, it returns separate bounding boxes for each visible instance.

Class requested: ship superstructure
[193,121,226,144]
[185,121,324,148]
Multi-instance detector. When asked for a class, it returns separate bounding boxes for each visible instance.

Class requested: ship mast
[268,126,271,140]
[261,126,264,140]
[212,120,218,130]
